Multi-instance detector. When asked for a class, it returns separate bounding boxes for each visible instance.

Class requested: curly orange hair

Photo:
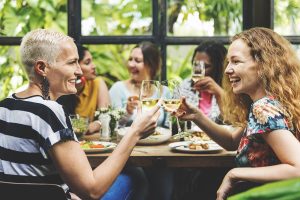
[222,27,300,139]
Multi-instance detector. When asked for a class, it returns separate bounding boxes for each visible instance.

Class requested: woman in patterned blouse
[174,27,300,200]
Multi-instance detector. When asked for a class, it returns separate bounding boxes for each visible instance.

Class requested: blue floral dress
[236,96,293,167]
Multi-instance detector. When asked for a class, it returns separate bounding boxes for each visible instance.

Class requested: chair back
[0,180,68,200]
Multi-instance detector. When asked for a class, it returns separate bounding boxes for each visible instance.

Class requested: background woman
[0,29,161,200]
[58,45,110,134]
[109,41,173,200]
[174,27,300,200]
[173,40,228,200]
[180,40,227,122]
[109,41,169,128]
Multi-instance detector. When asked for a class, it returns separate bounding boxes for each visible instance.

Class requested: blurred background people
[109,41,174,200]
[109,41,169,128]
[58,45,110,135]
[179,40,227,123]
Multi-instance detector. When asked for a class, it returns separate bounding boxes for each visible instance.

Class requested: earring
[41,76,50,99]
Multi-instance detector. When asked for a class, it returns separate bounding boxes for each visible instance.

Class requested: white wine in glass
[140,80,161,112]
[141,98,159,110]
[163,99,181,112]
[161,80,184,136]
[192,60,205,83]
[191,74,205,83]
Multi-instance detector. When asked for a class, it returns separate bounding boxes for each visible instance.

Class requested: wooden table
[85,139,236,168]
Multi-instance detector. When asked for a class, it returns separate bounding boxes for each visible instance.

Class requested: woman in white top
[109,41,173,200]
[110,41,170,127]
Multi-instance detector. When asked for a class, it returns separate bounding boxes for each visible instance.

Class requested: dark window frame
[1,0,299,80]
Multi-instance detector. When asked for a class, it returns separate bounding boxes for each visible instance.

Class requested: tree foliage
[0,0,67,100]
[0,0,297,100]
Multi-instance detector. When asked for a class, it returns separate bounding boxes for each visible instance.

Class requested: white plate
[118,127,171,145]
[80,141,117,153]
[169,141,223,153]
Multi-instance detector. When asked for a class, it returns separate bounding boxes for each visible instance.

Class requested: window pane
[82,0,152,36]
[292,45,300,58]
[84,44,134,88]
[0,0,67,36]
[0,46,28,100]
[167,45,195,80]
[167,0,242,36]
[274,0,300,35]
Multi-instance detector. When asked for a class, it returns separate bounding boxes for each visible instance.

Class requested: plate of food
[183,130,211,142]
[169,141,223,153]
[171,130,211,142]
[79,141,117,153]
[117,127,171,145]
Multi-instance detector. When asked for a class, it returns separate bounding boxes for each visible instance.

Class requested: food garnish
[80,141,105,149]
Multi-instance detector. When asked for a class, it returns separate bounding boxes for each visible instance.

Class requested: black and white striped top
[0,94,77,194]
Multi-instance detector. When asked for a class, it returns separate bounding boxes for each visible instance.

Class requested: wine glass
[192,60,205,100]
[161,80,184,137]
[192,60,205,83]
[140,80,161,112]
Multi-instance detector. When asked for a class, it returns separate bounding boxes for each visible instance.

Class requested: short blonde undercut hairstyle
[20,29,73,77]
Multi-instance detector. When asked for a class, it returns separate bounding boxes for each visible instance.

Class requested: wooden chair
[0,180,68,200]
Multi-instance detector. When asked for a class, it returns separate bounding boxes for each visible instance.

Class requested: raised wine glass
[140,80,161,112]
[192,60,205,100]
[161,80,184,138]
[192,60,205,83]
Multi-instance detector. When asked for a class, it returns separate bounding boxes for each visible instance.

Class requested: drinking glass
[161,80,184,137]
[192,60,205,100]
[140,80,161,112]
[192,60,205,83]
[69,114,89,139]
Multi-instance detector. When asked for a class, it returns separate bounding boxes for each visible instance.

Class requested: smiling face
[127,47,151,82]
[46,40,82,99]
[79,50,96,80]
[225,39,266,100]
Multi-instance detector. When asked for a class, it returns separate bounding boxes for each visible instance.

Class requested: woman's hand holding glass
[193,76,223,97]
[130,100,161,139]
[130,82,162,139]
[172,96,199,121]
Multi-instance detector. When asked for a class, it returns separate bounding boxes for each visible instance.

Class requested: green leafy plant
[229,178,300,200]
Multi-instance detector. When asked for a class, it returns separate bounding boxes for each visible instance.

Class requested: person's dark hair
[133,41,161,79]
[191,40,227,86]
[57,44,89,115]
[76,44,88,62]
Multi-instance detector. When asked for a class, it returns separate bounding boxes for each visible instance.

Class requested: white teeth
[230,79,240,83]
